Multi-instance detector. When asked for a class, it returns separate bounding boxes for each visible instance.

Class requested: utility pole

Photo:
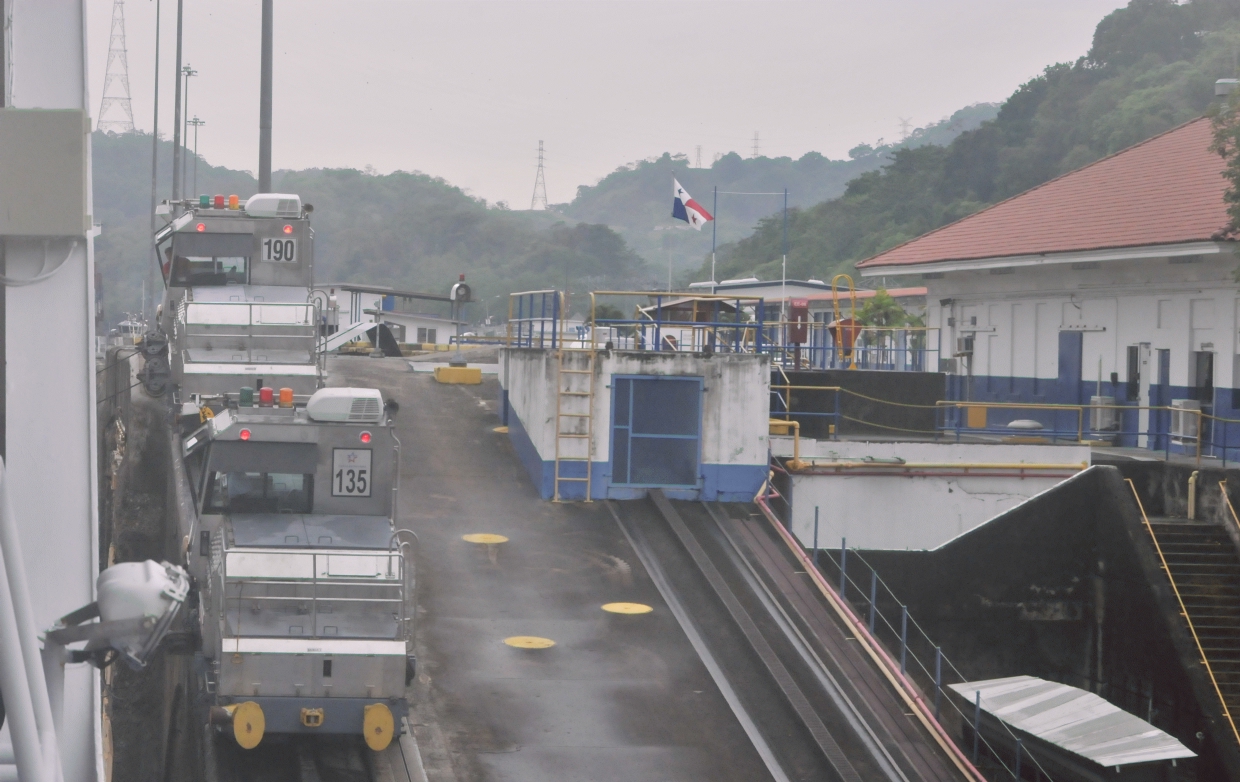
[752,131,760,159]
[181,64,196,191]
[148,0,162,321]
[259,0,273,192]
[97,0,136,133]
[188,116,205,196]
[530,140,548,210]
[171,0,184,202]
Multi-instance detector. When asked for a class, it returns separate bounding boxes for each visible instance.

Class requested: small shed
[948,676,1195,781]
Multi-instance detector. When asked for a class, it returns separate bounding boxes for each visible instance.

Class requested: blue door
[1057,331,1083,405]
[611,376,701,488]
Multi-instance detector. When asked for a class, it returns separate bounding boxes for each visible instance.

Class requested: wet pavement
[328,356,772,782]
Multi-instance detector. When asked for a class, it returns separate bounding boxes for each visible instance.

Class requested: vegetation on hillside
[92,132,650,325]
[706,0,1240,284]
[558,104,998,279]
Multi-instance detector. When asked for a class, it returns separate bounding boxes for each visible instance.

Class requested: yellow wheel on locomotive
[363,702,394,751]
[226,701,265,749]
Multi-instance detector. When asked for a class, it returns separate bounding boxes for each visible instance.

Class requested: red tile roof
[857,117,1230,270]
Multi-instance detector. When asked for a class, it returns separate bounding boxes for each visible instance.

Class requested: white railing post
[0,457,63,782]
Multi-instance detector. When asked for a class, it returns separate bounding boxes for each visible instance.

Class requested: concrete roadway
[328,356,773,782]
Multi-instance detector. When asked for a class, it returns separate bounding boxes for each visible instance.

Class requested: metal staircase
[553,348,596,502]
[1149,519,1240,718]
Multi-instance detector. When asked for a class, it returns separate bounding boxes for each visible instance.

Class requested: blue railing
[507,290,563,349]
[590,291,769,354]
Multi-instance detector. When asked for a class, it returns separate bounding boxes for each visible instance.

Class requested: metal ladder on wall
[553,347,596,502]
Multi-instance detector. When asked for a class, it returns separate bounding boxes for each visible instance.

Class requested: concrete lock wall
[500,348,770,500]
[781,440,1090,551]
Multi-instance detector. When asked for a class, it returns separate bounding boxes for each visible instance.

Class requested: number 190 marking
[262,237,296,263]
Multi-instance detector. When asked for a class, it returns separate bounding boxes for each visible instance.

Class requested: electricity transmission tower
[898,117,912,140]
[97,0,136,133]
[695,145,702,168]
[530,140,548,210]
[752,131,760,158]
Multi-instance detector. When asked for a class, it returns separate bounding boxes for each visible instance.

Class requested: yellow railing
[1126,477,1240,748]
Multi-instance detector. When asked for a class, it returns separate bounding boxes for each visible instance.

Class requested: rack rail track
[608,491,972,782]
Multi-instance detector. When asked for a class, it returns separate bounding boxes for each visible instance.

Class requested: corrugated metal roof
[947,676,1196,768]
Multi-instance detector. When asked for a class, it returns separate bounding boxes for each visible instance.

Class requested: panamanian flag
[672,179,713,230]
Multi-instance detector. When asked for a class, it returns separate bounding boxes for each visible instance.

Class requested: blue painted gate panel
[611,376,701,488]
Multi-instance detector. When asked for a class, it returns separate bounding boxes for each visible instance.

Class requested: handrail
[1217,481,1240,589]
[752,485,988,782]
[1125,477,1240,748]
[769,418,801,468]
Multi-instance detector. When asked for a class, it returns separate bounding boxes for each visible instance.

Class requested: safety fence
[221,548,408,642]
[766,322,940,372]
[757,477,1056,781]
[503,290,943,370]
[770,378,1240,466]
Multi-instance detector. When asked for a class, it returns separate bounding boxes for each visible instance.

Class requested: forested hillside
[93,133,650,324]
[558,104,998,279]
[706,0,1240,284]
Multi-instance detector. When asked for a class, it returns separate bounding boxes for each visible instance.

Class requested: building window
[416,327,438,344]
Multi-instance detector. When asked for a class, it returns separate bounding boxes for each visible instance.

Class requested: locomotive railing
[221,548,407,643]
[176,300,324,370]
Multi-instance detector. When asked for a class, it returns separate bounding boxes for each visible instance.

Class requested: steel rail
[604,500,792,782]
[648,490,865,782]
[1125,477,1240,748]
[700,502,911,782]
[753,488,987,782]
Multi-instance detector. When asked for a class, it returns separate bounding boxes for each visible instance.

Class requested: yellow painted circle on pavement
[602,602,653,615]
[231,701,265,750]
[504,636,556,649]
[463,533,509,544]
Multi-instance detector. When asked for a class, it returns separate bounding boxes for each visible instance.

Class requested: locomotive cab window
[204,471,313,514]
[164,233,253,286]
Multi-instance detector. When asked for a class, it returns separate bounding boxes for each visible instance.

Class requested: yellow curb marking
[602,602,653,615]
[504,636,556,649]
[462,533,509,544]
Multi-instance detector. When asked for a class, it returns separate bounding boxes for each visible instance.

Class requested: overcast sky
[88,0,1127,207]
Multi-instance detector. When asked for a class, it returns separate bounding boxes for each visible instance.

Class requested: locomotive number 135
[332,449,372,497]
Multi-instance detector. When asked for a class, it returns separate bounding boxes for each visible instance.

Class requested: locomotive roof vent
[306,387,385,423]
[244,193,302,219]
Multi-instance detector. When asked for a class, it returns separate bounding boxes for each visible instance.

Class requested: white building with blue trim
[857,117,1240,457]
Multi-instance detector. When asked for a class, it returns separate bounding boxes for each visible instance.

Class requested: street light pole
[188,116,205,196]
[181,64,197,192]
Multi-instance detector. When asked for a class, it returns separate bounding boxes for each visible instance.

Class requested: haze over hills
[93,0,1228,327]
[92,133,651,324]
[556,104,999,280]
[707,0,1240,286]
[91,105,997,324]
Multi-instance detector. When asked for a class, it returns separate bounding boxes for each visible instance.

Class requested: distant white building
[858,117,1240,456]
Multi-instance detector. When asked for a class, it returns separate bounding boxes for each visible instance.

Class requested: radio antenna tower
[752,131,760,158]
[530,140,548,210]
[97,0,136,133]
